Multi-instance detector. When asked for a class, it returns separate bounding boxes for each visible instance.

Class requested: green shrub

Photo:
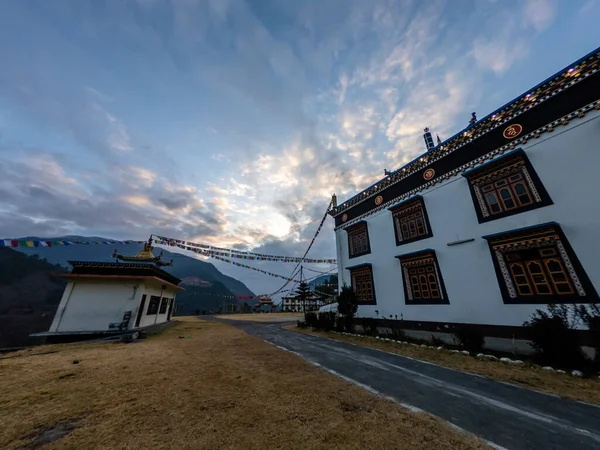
[577,304,600,364]
[524,304,586,369]
[388,319,405,341]
[452,325,485,354]
[305,312,319,329]
[361,318,379,337]
[338,285,358,333]
[317,312,337,331]
[430,334,445,347]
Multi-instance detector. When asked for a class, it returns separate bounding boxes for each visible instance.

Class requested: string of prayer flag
[152,235,336,264]
[157,239,303,283]
[0,239,145,248]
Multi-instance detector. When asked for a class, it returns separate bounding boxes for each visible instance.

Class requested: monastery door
[135,295,147,328]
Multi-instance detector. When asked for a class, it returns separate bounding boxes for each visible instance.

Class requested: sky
[1,0,599,297]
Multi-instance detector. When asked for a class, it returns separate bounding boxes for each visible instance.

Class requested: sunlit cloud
[0,0,595,295]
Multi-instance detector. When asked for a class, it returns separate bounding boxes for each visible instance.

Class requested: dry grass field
[290,327,600,405]
[0,318,490,450]
[214,312,303,322]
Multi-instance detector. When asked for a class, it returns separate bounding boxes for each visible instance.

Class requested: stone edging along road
[220,319,600,450]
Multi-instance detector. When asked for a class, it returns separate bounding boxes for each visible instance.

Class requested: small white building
[34,241,182,342]
[328,48,600,341]
[281,295,324,312]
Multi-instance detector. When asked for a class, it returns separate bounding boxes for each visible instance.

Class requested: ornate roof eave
[329,47,600,218]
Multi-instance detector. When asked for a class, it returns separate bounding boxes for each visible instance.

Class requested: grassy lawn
[0,318,489,450]
[289,326,600,405]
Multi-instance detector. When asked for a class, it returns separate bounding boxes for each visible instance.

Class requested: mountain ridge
[14,235,255,298]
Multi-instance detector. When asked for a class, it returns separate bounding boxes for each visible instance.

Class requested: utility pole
[301,265,306,320]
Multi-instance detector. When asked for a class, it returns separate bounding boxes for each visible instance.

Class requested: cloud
[104,111,133,152]
[386,69,476,142]
[0,153,227,243]
[523,0,557,31]
[0,0,587,297]
[473,0,557,74]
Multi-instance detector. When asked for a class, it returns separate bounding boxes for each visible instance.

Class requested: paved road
[217,318,600,450]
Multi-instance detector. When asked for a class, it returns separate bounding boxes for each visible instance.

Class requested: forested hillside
[0,248,67,348]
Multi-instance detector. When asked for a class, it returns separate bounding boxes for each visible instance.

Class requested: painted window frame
[345,221,371,259]
[462,148,553,224]
[347,263,377,305]
[388,196,433,246]
[396,249,449,305]
[147,295,161,315]
[483,222,598,304]
[159,297,170,314]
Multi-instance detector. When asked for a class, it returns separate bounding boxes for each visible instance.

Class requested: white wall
[337,110,600,327]
[49,279,179,333]
[135,282,178,328]
[50,281,143,332]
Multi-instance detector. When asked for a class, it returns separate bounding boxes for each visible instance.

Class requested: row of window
[346,149,553,259]
[347,223,598,305]
[147,296,173,315]
[281,305,320,312]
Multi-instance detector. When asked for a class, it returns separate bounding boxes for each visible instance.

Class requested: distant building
[33,239,182,342]
[281,295,324,313]
[328,48,600,337]
[253,296,277,313]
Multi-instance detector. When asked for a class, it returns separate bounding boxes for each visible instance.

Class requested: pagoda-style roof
[112,238,173,267]
[63,261,181,286]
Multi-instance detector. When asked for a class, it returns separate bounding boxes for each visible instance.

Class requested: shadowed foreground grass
[0,318,489,450]
[289,326,600,405]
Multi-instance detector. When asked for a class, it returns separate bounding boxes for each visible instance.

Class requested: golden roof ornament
[112,237,173,267]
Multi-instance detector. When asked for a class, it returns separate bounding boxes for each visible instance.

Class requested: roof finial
[423,127,435,151]
[436,134,442,145]
[469,112,477,126]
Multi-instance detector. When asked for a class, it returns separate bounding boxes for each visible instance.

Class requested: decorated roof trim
[461,148,524,178]
[330,46,600,218]
[67,260,181,285]
[333,98,600,231]
[346,262,373,271]
[395,248,436,259]
[52,273,184,290]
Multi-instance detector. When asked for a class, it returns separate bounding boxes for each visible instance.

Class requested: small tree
[294,281,311,317]
[524,304,586,369]
[337,284,358,332]
[577,304,600,364]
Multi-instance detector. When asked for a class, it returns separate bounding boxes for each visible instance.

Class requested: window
[147,295,160,315]
[159,298,170,314]
[484,223,598,304]
[389,196,433,246]
[396,250,449,305]
[463,149,552,223]
[346,221,370,258]
[348,264,376,304]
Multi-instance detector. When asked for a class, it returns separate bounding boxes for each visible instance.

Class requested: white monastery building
[329,47,600,338]
[35,240,182,342]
